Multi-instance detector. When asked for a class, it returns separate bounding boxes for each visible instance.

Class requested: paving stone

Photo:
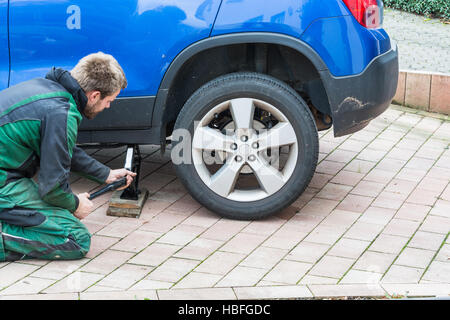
[421,261,450,283]
[382,265,423,284]
[239,246,287,270]
[382,283,450,298]
[43,272,104,294]
[0,277,55,296]
[299,275,338,285]
[318,209,361,229]
[146,258,199,283]
[298,198,339,217]
[220,233,267,255]
[128,243,181,267]
[173,272,223,289]
[215,266,268,287]
[304,225,347,245]
[0,293,79,300]
[80,289,158,300]
[262,225,308,250]
[336,194,374,213]
[156,224,206,246]
[31,259,89,281]
[80,250,134,275]
[199,219,249,242]
[353,251,397,274]
[358,206,396,226]
[350,180,385,198]
[180,207,220,228]
[327,238,370,260]
[344,221,385,242]
[195,251,246,276]
[157,287,236,300]
[287,242,330,264]
[383,218,421,238]
[93,264,153,290]
[429,200,450,218]
[396,247,435,269]
[316,183,352,201]
[395,203,431,221]
[340,270,383,284]
[308,284,385,298]
[369,234,409,255]
[372,191,408,210]
[139,211,187,233]
[408,231,446,251]
[315,160,346,175]
[173,238,223,261]
[262,260,312,284]
[128,279,173,291]
[0,263,40,290]
[241,216,286,236]
[308,256,355,279]
[384,179,418,195]
[111,230,160,253]
[234,285,313,299]
[364,169,397,184]
[344,159,377,174]
[406,188,441,206]
[420,215,450,234]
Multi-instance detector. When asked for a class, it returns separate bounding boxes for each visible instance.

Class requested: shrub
[384,0,450,20]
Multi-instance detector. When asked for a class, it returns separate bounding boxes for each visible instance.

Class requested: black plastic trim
[78,96,155,131]
[321,41,399,137]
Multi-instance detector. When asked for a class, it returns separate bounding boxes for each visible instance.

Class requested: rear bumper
[320,40,399,137]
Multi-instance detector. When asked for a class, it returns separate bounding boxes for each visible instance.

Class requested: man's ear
[86,90,101,103]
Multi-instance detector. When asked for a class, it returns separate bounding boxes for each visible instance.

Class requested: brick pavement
[0,105,449,300]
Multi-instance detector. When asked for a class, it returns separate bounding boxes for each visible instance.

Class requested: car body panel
[8,0,222,97]
[0,0,8,90]
[211,0,350,39]
[300,15,391,76]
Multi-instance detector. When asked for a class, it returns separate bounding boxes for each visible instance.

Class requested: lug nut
[248,155,256,162]
[240,135,248,142]
[252,142,259,149]
[230,143,237,150]
[235,155,243,162]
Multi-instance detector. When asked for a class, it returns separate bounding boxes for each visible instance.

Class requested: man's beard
[83,101,101,119]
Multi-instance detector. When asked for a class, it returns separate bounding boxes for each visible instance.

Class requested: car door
[0,0,9,90]
[8,0,222,131]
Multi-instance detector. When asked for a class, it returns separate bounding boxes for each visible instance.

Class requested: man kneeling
[0,52,135,261]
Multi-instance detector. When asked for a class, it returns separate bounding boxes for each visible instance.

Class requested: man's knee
[67,230,91,259]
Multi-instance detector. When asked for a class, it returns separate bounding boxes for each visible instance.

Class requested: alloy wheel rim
[192,98,298,202]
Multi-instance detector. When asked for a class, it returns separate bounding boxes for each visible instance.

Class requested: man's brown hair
[71,52,127,98]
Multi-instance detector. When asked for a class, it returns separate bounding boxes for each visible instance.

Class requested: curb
[392,69,450,115]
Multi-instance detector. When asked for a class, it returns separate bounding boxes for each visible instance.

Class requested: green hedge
[384,0,450,20]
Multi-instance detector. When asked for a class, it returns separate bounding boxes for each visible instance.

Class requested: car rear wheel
[172,72,318,220]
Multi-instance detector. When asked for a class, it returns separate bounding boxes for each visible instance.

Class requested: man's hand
[74,192,94,220]
[106,168,137,190]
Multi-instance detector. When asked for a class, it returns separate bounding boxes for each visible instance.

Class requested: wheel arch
[152,32,332,147]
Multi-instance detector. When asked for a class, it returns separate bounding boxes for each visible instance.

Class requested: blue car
[1,0,398,219]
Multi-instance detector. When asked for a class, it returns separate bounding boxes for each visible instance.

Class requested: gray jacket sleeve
[38,101,79,212]
[71,146,111,184]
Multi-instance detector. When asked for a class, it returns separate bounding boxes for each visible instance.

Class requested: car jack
[106,144,149,218]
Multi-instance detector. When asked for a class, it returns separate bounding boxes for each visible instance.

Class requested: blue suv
[1,0,398,219]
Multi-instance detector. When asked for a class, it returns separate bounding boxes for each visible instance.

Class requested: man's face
[84,89,121,119]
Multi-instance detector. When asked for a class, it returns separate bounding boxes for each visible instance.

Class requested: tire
[172,72,318,220]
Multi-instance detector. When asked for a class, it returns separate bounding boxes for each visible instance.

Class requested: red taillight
[342,0,383,29]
